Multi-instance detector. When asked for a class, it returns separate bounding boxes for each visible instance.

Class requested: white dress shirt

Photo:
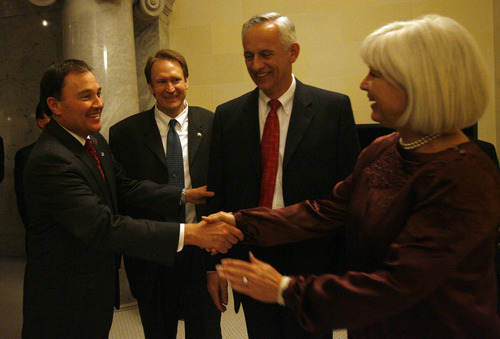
[155,100,198,251]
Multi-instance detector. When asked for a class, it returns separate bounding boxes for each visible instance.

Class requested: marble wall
[0,0,169,256]
[0,4,62,256]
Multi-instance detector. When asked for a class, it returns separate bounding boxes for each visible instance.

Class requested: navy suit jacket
[22,120,182,338]
[207,79,360,310]
[109,106,213,302]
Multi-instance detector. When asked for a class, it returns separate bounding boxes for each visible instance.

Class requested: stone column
[62,0,139,139]
[134,0,175,111]
[61,0,156,306]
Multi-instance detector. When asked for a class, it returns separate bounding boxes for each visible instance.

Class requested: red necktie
[84,138,106,181]
[259,99,281,208]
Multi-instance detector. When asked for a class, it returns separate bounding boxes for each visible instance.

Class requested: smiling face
[148,59,188,118]
[243,22,299,99]
[360,69,408,130]
[48,71,103,139]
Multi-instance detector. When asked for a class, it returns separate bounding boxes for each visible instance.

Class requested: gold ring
[242,276,248,286]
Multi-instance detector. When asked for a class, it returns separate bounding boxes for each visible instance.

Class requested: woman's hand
[216,252,283,303]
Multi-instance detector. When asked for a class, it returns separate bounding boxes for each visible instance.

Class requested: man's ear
[46,97,61,117]
[289,42,300,63]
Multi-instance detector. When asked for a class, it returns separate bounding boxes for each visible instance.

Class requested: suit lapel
[46,121,113,204]
[242,89,262,177]
[90,135,115,209]
[142,108,169,169]
[284,80,314,168]
[187,107,206,166]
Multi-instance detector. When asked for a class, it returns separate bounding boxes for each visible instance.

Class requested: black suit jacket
[0,136,4,183]
[109,106,213,302]
[15,142,36,227]
[207,80,360,310]
[22,120,182,338]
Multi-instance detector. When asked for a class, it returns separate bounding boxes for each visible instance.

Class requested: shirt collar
[59,124,87,146]
[258,74,296,115]
[154,100,189,133]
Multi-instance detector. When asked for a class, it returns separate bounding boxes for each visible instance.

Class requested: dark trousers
[241,294,332,339]
[137,267,221,339]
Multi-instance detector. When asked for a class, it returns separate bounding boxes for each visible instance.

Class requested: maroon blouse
[235,133,500,338]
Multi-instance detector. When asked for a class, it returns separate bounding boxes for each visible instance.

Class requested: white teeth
[256,72,270,77]
[89,114,99,118]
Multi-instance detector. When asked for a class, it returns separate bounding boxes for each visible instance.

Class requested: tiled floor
[0,256,346,338]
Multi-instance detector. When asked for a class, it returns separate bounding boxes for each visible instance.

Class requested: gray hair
[242,12,296,50]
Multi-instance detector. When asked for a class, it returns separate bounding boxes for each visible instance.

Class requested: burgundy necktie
[259,99,281,208]
[84,138,106,181]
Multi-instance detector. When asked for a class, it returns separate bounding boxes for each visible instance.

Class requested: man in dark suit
[22,59,243,338]
[206,12,360,339]
[14,103,51,229]
[0,136,3,183]
[471,139,500,314]
[109,49,220,338]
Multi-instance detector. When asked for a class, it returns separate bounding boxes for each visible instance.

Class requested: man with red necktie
[206,12,360,339]
[22,59,242,338]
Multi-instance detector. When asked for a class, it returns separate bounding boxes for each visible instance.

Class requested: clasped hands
[184,211,242,255]
[183,188,242,254]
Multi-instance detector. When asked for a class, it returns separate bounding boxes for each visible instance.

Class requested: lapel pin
[101,152,105,156]
[197,132,202,137]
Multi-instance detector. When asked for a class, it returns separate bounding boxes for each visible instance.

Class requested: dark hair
[144,49,189,84]
[40,59,92,117]
[35,102,46,120]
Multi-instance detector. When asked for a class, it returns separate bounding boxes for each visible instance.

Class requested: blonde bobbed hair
[360,15,489,135]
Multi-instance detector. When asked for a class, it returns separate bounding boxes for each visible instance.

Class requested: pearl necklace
[398,134,440,150]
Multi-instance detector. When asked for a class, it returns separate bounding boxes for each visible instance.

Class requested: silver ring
[242,276,248,286]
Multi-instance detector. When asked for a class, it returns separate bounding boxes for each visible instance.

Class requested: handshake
[185,208,240,254]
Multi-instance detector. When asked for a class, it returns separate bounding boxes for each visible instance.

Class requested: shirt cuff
[177,223,185,252]
[277,276,292,306]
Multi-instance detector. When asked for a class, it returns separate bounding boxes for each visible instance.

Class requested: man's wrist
[180,188,186,204]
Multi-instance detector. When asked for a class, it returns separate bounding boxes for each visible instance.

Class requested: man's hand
[184,220,243,254]
[202,211,237,255]
[207,272,228,312]
[186,185,214,204]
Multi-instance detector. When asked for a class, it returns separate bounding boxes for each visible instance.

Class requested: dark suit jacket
[109,106,213,302]
[0,136,4,183]
[472,139,500,315]
[15,142,36,227]
[22,120,182,338]
[474,139,499,168]
[207,79,360,310]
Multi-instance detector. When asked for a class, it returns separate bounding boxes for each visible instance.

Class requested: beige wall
[167,0,498,148]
